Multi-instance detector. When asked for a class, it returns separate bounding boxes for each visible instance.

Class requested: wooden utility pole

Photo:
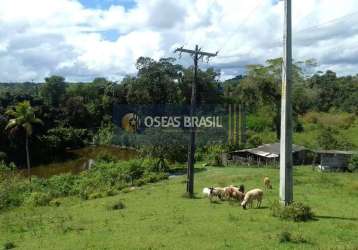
[175,45,218,197]
[280,0,293,205]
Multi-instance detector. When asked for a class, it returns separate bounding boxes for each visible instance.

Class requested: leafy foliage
[271,201,314,222]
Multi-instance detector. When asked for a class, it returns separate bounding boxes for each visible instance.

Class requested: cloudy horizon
[1,0,358,82]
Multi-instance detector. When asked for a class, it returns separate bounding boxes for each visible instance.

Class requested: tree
[40,75,66,107]
[5,101,43,182]
[234,58,305,139]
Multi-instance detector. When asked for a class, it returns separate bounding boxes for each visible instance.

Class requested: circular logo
[121,113,140,133]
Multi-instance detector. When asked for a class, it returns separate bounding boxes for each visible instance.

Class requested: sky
[0,0,358,82]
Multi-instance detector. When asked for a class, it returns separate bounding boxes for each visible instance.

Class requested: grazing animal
[224,186,245,201]
[202,187,211,197]
[239,184,245,193]
[231,190,245,201]
[224,186,237,200]
[263,177,272,190]
[241,188,263,209]
[209,187,225,201]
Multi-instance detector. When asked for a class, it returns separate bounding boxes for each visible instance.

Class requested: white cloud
[0,0,358,82]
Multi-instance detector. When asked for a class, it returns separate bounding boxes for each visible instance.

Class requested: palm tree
[5,101,43,182]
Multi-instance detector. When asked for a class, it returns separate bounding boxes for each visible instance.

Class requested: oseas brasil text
[143,116,223,128]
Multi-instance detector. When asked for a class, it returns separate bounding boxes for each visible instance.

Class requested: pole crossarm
[174,47,218,59]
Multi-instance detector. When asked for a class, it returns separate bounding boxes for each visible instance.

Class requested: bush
[349,154,358,172]
[40,127,89,153]
[49,199,61,207]
[93,124,114,145]
[201,145,226,166]
[1,159,170,208]
[26,192,52,206]
[278,231,292,243]
[109,200,125,210]
[247,134,263,148]
[271,201,314,222]
[303,112,355,129]
[3,241,16,250]
[317,126,353,150]
[0,173,28,210]
[142,158,169,172]
[47,174,80,197]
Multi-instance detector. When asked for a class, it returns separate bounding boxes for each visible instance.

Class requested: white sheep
[202,187,211,197]
[241,188,263,209]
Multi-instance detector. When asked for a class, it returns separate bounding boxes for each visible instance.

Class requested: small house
[226,143,312,166]
[316,150,357,171]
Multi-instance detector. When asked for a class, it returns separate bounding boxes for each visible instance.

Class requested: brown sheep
[264,177,272,190]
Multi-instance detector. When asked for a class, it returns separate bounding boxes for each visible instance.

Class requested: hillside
[1,166,357,250]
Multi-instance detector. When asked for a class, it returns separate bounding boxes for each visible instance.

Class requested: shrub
[109,201,125,210]
[202,145,226,166]
[40,127,89,153]
[278,231,292,243]
[124,159,145,180]
[271,201,314,222]
[247,114,273,132]
[349,154,358,172]
[88,192,103,200]
[303,112,355,129]
[247,134,263,148]
[278,231,309,244]
[144,158,170,172]
[49,199,61,207]
[3,241,16,250]
[317,126,353,150]
[93,124,114,145]
[47,174,80,197]
[26,192,52,206]
[0,173,28,210]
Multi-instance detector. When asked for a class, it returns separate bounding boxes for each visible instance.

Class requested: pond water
[19,145,139,178]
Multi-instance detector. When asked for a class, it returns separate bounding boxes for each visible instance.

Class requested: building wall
[321,154,348,169]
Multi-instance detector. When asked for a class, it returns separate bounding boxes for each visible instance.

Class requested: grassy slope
[1,166,358,250]
[256,122,358,150]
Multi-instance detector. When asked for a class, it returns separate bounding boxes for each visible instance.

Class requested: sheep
[202,187,211,197]
[239,184,245,193]
[231,190,245,202]
[223,185,245,201]
[241,188,263,209]
[224,186,236,200]
[263,177,272,190]
[208,187,225,201]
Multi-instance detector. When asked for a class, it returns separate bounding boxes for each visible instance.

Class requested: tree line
[0,57,357,168]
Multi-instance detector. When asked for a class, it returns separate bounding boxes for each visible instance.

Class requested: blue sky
[79,0,136,10]
[80,0,135,41]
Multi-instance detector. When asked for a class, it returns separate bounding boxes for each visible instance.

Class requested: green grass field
[1,166,358,250]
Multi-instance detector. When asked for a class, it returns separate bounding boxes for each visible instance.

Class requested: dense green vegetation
[1,57,357,171]
[0,157,169,211]
[1,166,357,249]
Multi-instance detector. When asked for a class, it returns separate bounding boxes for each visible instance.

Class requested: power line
[217,0,263,54]
[216,8,358,61]
[295,9,358,33]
